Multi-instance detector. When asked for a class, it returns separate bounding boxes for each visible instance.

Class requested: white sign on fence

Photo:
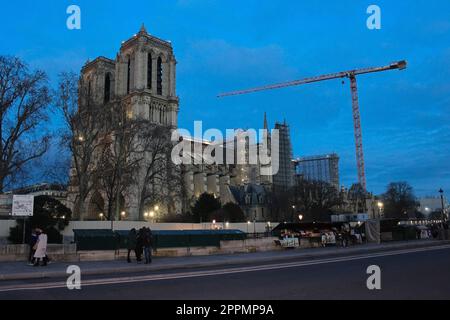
[11,195,34,217]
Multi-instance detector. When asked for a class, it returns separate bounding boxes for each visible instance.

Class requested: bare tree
[55,72,105,219]
[41,150,71,185]
[133,125,176,219]
[267,187,292,222]
[382,181,418,219]
[96,101,143,221]
[348,183,368,214]
[0,56,52,191]
[291,179,341,222]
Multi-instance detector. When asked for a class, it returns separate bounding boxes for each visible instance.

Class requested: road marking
[1,244,450,292]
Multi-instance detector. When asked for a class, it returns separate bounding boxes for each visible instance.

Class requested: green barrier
[392,226,418,241]
[73,229,247,251]
[73,229,119,251]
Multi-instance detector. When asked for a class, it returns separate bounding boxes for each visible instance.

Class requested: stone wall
[0,244,77,262]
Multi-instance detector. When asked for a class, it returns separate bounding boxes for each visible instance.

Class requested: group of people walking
[127,227,153,264]
[28,228,49,267]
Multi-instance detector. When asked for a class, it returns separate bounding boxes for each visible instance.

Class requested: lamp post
[291,205,296,222]
[376,201,384,245]
[439,189,445,228]
[377,201,384,220]
[298,214,304,222]
[154,205,159,223]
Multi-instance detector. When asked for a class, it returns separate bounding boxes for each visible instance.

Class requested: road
[0,245,449,300]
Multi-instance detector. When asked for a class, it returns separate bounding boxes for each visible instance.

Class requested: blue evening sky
[0,0,449,196]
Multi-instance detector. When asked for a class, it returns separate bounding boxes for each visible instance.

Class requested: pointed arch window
[157,57,163,95]
[87,80,92,107]
[127,57,131,94]
[147,53,152,89]
[104,73,111,103]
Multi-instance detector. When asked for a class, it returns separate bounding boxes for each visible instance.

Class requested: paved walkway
[1,239,448,281]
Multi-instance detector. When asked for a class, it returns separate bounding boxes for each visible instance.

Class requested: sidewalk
[1,239,449,281]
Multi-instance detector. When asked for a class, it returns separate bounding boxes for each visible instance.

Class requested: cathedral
[68,25,293,222]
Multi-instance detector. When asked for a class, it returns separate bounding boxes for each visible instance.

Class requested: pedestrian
[28,228,38,265]
[33,228,48,267]
[135,228,144,263]
[143,228,153,264]
[127,228,137,263]
[321,233,327,248]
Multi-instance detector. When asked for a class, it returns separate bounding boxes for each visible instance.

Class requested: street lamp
[377,201,384,219]
[99,213,104,221]
[121,211,126,220]
[298,214,304,221]
[439,189,445,228]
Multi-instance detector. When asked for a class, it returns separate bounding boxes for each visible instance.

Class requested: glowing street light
[298,214,304,221]
[377,201,384,220]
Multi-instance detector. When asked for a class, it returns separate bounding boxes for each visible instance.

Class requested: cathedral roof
[82,56,115,72]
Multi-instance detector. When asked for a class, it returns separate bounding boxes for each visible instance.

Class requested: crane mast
[218,60,407,191]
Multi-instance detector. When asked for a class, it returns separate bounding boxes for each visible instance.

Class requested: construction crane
[218,60,407,191]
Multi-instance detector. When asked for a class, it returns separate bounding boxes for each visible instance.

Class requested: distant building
[0,183,68,217]
[229,184,270,222]
[293,153,340,190]
[418,197,448,215]
[331,213,369,223]
[272,121,295,190]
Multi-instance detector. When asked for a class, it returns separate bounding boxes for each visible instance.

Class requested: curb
[1,240,450,281]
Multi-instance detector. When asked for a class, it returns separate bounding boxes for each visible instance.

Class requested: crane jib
[217,60,407,98]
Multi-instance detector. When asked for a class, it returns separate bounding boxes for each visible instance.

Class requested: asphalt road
[1,245,449,300]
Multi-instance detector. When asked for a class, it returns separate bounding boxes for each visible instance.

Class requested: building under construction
[272,121,295,190]
[293,154,340,190]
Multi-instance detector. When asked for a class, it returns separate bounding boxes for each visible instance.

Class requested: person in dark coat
[143,228,153,264]
[28,229,38,265]
[135,228,144,263]
[127,228,137,263]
